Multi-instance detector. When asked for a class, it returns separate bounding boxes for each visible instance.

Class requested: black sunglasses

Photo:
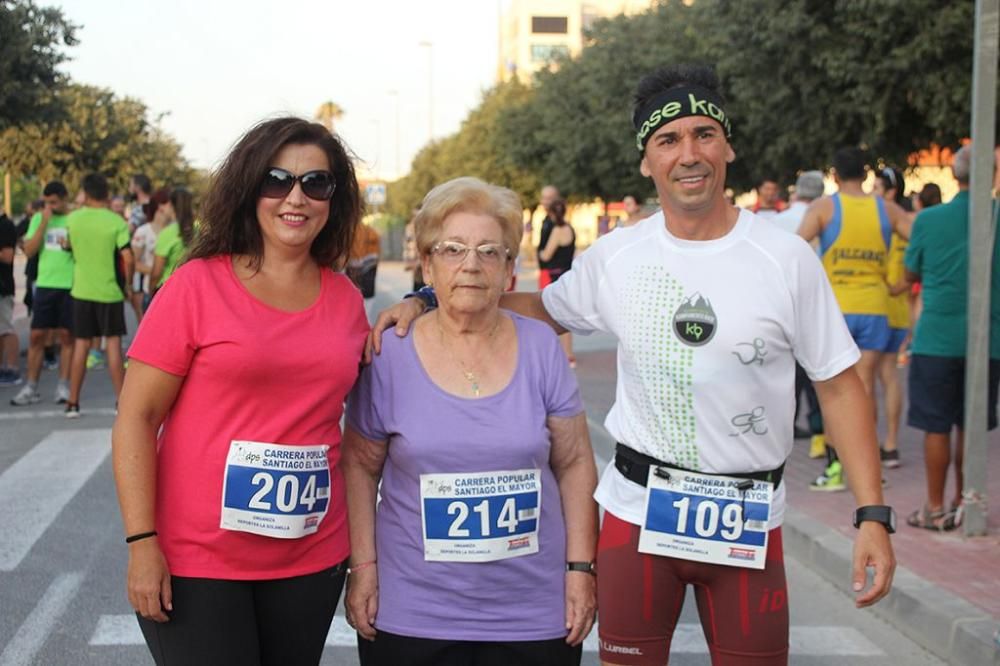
[259,167,336,201]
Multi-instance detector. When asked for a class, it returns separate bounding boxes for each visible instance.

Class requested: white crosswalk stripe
[0,573,84,666]
[89,615,883,656]
[0,429,111,571]
[0,407,117,421]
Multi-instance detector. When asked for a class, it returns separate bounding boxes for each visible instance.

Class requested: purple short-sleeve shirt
[347,311,583,641]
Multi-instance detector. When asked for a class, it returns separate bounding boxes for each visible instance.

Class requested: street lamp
[369,118,381,181]
[387,89,401,179]
[418,40,433,142]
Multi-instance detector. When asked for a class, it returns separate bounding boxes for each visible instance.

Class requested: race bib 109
[420,469,541,562]
[220,440,330,539]
[638,468,772,569]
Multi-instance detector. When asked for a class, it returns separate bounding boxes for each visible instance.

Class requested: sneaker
[10,384,41,406]
[809,461,846,492]
[54,383,70,404]
[0,369,24,386]
[43,357,59,371]
[880,447,901,469]
[808,434,826,459]
[64,402,81,419]
[86,350,106,370]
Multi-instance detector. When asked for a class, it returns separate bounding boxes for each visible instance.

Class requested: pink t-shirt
[128,255,368,579]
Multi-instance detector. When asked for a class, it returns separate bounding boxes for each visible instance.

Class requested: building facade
[498,0,653,83]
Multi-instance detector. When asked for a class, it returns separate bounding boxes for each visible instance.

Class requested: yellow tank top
[885,233,910,328]
[819,193,892,316]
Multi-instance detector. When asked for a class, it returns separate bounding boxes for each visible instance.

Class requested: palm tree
[315,101,344,133]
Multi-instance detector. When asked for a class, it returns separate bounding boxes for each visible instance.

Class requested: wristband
[125,530,157,544]
[566,561,596,575]
[404,285,437,310]
[347,560,376,574]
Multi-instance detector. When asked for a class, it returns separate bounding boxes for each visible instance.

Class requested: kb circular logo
[673,294,718,346]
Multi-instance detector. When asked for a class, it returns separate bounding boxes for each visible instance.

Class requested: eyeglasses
[431,240,510,265]
[259,168,336,201]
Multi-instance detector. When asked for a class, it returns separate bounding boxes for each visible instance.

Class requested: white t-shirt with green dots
[542,208,859,529]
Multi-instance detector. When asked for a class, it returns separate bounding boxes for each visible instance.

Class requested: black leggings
[137,562,346,666]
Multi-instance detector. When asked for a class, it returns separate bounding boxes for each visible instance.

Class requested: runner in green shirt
[10,181,78,406]
[151,187,196,291]
[63,173,134,418]
[153,221,183,287]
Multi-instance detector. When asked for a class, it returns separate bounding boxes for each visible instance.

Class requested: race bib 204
[220,440,330,539]
[638,468,772,569]
[420,469,541,562]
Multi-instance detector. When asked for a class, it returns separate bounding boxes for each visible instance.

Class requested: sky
[53,0,505,180]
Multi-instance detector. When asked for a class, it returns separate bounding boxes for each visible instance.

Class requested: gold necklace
[436,314,502,397]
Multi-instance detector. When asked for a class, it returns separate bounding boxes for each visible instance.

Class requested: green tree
[0,0,78,130]
[387,80,542,216]
[315,101,345,133]
[499,2,707,206]
[0,84,195,193]
[705,0,987,187]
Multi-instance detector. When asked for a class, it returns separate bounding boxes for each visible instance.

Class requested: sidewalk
[572,346,1000,665]
[783,402,1000,666]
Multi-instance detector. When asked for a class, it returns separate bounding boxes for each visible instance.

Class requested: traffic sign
[365,183,386,206]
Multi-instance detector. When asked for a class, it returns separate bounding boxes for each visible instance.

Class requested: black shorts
[907,354,1000,433]
[71,298,126,339]
[137,562,346,666]
[357,629,581,666]
[31,287,74,331]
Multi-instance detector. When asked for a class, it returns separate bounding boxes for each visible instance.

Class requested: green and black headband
[633,86,733,152]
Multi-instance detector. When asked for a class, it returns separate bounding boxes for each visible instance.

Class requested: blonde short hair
[414,177,523,258]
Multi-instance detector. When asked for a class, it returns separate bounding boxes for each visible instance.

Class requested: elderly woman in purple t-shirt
[342,177,598,666]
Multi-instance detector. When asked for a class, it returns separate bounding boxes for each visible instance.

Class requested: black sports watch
[566,561,596,575]
[852,505,896,534]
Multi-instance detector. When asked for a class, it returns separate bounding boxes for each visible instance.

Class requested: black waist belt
[614,443,785,490]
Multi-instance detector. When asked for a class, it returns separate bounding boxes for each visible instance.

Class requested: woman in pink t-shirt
[112,117,369,666]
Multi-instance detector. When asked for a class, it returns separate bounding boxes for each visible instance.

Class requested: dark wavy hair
[188,117,361,270]
[171,187,196,246]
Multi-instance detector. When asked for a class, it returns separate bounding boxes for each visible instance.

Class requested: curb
[782,507,1000,666]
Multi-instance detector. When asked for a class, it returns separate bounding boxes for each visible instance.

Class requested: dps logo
[673,293,717,346]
